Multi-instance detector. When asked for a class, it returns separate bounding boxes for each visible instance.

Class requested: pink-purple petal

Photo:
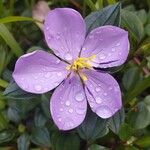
[13,50,68,94]
[81,25,129,68]
[44,8,86,63]
[50,74,87,130]
[83,69,122,119]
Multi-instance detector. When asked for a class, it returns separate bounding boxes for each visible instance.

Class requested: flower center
[66,55,96,81]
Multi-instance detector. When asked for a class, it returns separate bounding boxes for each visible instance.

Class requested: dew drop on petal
[116,42,120,46]
[58,118,62,122]
[44,72,51,78]
[111,48,116,52]
[57,72,62,77]
[68,108,73,113]
[34,85,42,91]
[64,53,73,61]
[76,108,86,115]
[95,87,101,92]
[95,97,102,104]
[75,92,85,102]
[56,59,60,64]
[104,92,107,96]
[60,108,63,112]
[65,100,71,106]
[99,54,106,60]
[96,106,112,118]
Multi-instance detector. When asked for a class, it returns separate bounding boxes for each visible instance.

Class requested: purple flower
[13,8,129,130]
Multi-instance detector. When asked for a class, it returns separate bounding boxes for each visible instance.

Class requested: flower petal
[44,8,86,63]
[50,74,87,130]
[13,50,68,94]
[83,69,122,118]
[81,25,129,68]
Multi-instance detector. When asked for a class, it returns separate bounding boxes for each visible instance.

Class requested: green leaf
[0,129,15,144]
[17,133,30,150]
[77,109,108,141]
[51,132,80,150]
[85,0,97,11]
[85,3,121,33]
[124,75,150,102]
[34,109,47,127]
[0,24,23,57]
[108,107,125,134]
[122,67,141,91]
[135,136,150,148]
[7,107,21,123]
[0,47,6,75]
[121,9,144,42]
[134,9,147,25]
[3,80,37,100]
[0,16,38,24]
[127,102,150,129]
[88,144,109,150]
[118,123,134,141]
[0,112,8,131]
[145,24,150,36]
[31,127,51,147]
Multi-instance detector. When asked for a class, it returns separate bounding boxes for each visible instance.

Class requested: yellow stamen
[66,55,96,81]
[66,55,96,71]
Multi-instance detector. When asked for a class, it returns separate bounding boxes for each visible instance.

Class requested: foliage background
[0,0,150,150]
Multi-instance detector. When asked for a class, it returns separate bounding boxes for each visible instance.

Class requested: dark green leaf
[85,3,121,33]
[31,127,51,147]
[88,144,109,150]
[127,102,150,129]
[0,112,8,131]
[17,133,30,150]
[0,129,15,144]
[34,109,47,127]
[135,136,150,148]
[3,80,37,99]
[121,9,144,42]
[51,132,80,150]
[118,123,134,141]
[108,107,125,134]
[77,109,108,140]
[122,67,141,91]
[124,75,150,102]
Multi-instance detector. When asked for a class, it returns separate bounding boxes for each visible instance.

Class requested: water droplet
[95,97,102,104]
[46,27,49,30]
[64,53,73,61]
[108,87,113,90]
[56,59,60,64]
[68,108,73,113]
[75,92,85,102]
[34,85,42,91]
[82,47,86,51]
[76,108,86,115]
[21,77,24,81]
[65,101,70,106]
[96,106,112,118]
[57,72,62,77]
[60,108,63,111]
[44,72,51,78]
[111,48,116,52]
[104,92,107,96]
[116,43,120,46]
[58,118,62,122]
[89,34,94,39]
[119,52,122,56]
[108,53,112,57]
[95,87,101,92]
[99,54,106,60]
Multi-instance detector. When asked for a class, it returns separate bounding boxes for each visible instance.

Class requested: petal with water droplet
[81,25,129,68]
[50,74,87,130]
[83,69,122,119]
[44,8,86,63]
[13,50,69,94]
